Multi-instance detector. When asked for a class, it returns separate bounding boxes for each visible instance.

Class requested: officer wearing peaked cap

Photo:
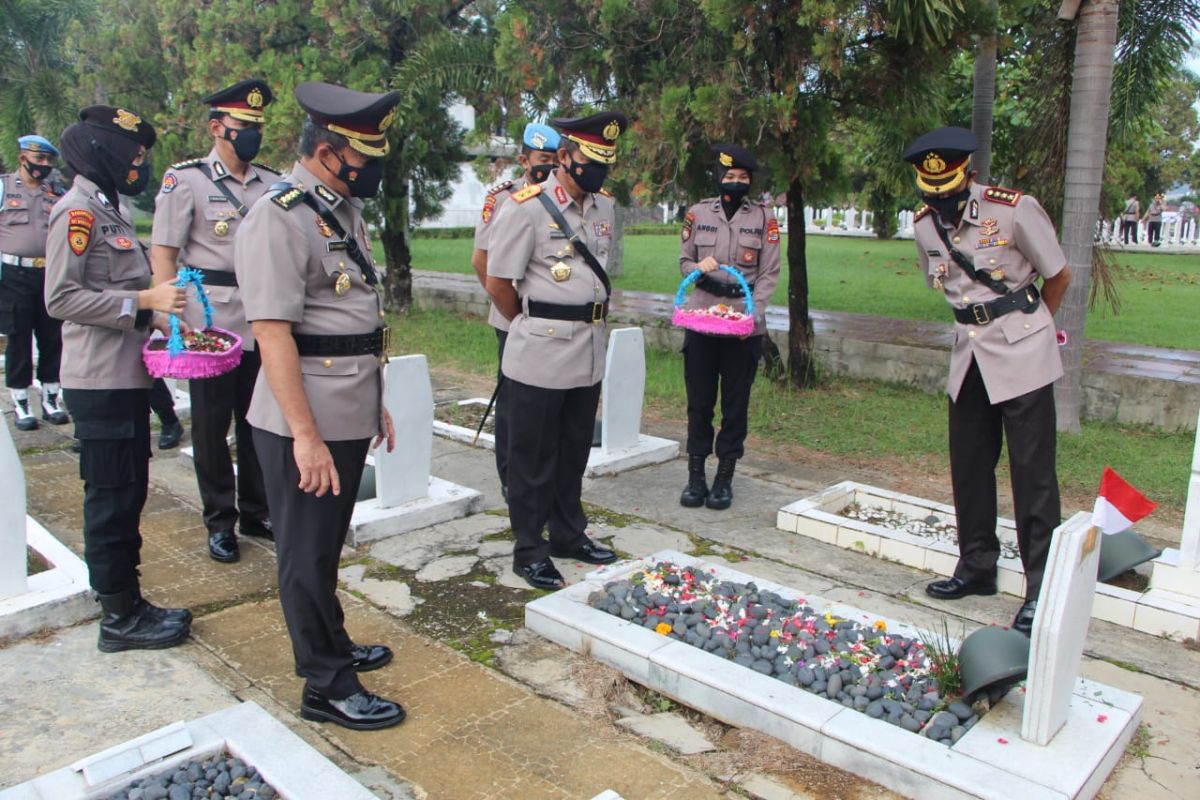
[677,143,780,512]
[902,126,1072,636]
[151,79,279,565]
[1,134,70,432]
[485,111,627,591]
[236,81,404,732]
[472,122,561,501]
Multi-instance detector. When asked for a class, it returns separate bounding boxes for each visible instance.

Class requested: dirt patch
[435,400,495,435]
[26,547,51,576]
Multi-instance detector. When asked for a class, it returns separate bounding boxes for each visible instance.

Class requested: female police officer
[45,105,192,652]
[677,144,780,510]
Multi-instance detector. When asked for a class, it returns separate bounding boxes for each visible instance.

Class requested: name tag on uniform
[739,227,763,235]
[327,242,348,252]
[697,224,718,233]
[926,249,941,257]
[208,195,228,203]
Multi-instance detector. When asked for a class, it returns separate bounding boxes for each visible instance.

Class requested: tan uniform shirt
[1121,198,1140,221]
[151,149,277,349]
[679,198,782,336]
[44,176,153,390]
[1145,200,1164,222]
[487,170,613,389]
[913,181,1066,404]
[0,172,60,258]
[473,177,525,332]
[235,161,385,442]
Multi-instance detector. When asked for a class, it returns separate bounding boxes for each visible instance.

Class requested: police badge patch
[68,209,94,256]
[161,173,178,194]
[681,210,695,242]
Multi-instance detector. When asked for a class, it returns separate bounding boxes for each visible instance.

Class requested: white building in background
[420,103,517,229]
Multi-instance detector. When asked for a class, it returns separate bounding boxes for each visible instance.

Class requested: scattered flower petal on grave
[656,623,672,635]
[1097,714,1108,723]
[874,620,888,632]
[997,737,1009,744]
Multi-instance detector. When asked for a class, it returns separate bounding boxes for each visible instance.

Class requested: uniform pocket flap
[999,309,1050,344]
[204,209,238,221]
[1,209,30,224]
[737,233,763,249]
[321,253,354,277]
[201,284,236,304]
[524,316,574,340]
[694,231,718,247]
[300,356,360,376]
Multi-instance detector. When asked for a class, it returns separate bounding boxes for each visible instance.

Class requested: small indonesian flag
[1091,467,1156,535]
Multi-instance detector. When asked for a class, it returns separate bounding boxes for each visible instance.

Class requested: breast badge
[932,276,944,291]
[335,271,352,296]
[990,268,1005,281]
[550,261,572,282]
[213,219,230,237]
[980,218,999,236]
[742,249,756,264]
[316,217,333,238]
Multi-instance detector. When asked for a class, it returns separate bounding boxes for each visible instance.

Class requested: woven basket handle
[675,265,755,317]
[167,267,213,356]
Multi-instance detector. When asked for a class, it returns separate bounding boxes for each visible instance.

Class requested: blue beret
[18,135,58,156]
[522,123,560,152]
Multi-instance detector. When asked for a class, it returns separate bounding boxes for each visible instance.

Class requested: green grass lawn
[390,308,1194,513]
[407,234,1200,351]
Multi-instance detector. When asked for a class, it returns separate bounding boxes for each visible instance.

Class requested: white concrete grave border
[777,480,1200,640]
[0,701,377,800]
[527,548,1140,800]
[0,410,96,641]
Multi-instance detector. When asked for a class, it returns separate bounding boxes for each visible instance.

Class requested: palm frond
[1109,0,1200,140]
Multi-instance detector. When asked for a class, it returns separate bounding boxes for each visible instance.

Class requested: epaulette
[512,183,543,203]
[253,161,281,175]
[270,183,306,210]
[914,204,932,222]
[983,187,1021,206]
[486,179,514,198]
[170,158,204,170]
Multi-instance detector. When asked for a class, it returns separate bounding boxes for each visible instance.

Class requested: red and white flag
[1091,467,1156,535]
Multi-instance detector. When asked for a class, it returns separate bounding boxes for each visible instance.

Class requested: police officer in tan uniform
[471,122,560,500]
[151,79,278,563]
[236,82,403,731]
[485,112,626,590]
[1,134,69,431]
[678,144,780,510]
[45,106,192,651]
[903,127,1071,635]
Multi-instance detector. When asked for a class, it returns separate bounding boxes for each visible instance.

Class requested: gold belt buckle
[971,304,990,325]
[379,326,392,365]
[31,257,46,268]
[591,302,605,324]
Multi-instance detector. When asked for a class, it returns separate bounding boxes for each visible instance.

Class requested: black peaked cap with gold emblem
[203,79,273,123]
[902,126,977,195]
[295,81,402,158]
[711,143,757,173]
[80,105,156,149]
[551,111,628,164]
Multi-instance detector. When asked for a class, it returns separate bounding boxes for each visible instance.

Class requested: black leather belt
[294,328,388,357]
[527,300,608,323]
[191,266,238,287]
[953,285,1041,325]
[697,273,752,299]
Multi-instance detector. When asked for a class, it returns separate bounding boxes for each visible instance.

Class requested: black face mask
[720,181,750,205]
[329,151,384,199]
[565,156,609,193]
[22,160,53,183]
[528,163,555,184]
[924,187,971,225]
[119,161,151,196]
[222,125,262,163]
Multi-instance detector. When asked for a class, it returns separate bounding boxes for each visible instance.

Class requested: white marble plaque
[1178,408,1200,571]
[600,328,645,454]
[1022,511,1099,745]
[375,356,432,508]
[0,417,28,598]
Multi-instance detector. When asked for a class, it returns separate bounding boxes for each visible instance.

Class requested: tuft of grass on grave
[919,619,965,700]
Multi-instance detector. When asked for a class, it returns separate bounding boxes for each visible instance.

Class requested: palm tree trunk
[1055,0,1119,433]
[971,0,998,183]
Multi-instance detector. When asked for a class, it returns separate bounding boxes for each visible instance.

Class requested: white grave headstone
[1022,511,1098,745]
[375,355,433,508]
[1178,408,1200,571]
[600,328,645,453]
[0,418,28,598]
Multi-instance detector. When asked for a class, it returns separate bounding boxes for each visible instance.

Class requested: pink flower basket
[672,265,756,337]
[141,267,243,379]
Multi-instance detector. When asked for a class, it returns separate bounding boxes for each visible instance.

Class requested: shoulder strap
[298,192,378,286]
[195,163,250,218]
[171,158,204,170]
[270,182,305,209]
[534,191,611,297]
[929,219,1009,295]
[253,162,281,175]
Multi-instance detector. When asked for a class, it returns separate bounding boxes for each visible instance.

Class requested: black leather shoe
[97,590,190,653]
[158,420,185,449]
[514,558,565,590]
[925,576,998,600]
[351,643,393,672]
[208,529,240,563]
[300,686,406,731]
[240,517,274,541]
[549,539,617,565]
[1012,601,1038,636]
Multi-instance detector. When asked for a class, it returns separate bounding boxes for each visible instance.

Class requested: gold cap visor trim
[326,123,390,157]
[914,163,968,195]
[214,106,265,123]
[566,134,617,165]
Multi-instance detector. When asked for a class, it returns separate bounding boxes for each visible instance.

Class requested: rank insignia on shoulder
[486,179,514,197]
[554,185,569,205]
[314,185,338,206]
[272,185,305,210]
[171,158,203,170]
[253,161,281,175]
[914,204,932,221]
[481,193,497,224]
[983,187,1021,206]
[512,183,543,203]
[766,217,780,244]
[597,187,613,198]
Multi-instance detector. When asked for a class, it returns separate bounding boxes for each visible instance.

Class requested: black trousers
[949,359,1060,602]
[148,378,179,426]
[683,331,763,460]
[63,388,151,595]
[506,379,598,567]
[1120,219,1138,244]
[190,349,266,533]
[493,329,509,489]
[253,428,369,699]
[1148,220,1162,245]
[0,265,61,389]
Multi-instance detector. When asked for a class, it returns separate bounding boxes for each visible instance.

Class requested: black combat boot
[679,454,709,507]
[706,458,737,510]
[97,589,190,653]
[135,588,193,626]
